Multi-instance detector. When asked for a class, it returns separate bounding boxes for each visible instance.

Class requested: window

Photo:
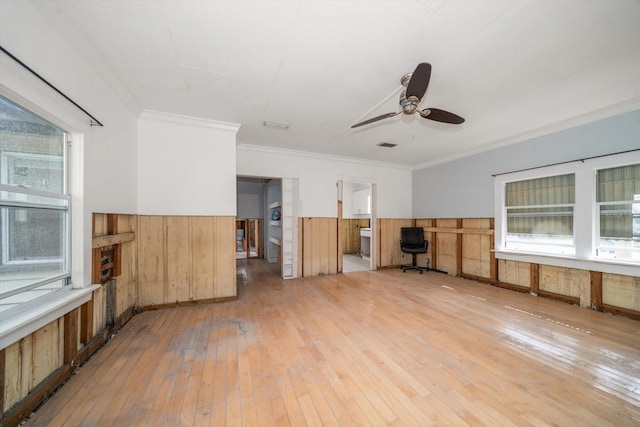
[505,174,575,255]
[0,96,71,316]
[495,150,640,275]
[596,164,640,262]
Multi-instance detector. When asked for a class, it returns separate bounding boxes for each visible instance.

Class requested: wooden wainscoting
[376,218,413,268]
[137,215,237,308]
[415,217,639,320]
[299,217,338,277]
[341,218,370,254]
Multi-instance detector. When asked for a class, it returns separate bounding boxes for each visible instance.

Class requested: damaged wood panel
[116,231,137,318]
[461,218,492,279]
[539,265,590,307]
[498,260,531,288]
[602,273,640,312]
[92,285,106,336]
[3,319,63,412]
[434,219,458,275]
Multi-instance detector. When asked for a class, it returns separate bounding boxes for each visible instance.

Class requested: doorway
[338,180,376,273]
[235,219,261,259]
[236,176,298,279]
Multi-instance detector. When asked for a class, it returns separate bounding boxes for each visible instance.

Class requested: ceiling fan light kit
[351,62,465,128]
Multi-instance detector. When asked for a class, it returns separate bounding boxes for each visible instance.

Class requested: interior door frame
[337,180,376,272]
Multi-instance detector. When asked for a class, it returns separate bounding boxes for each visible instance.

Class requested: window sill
[494,250,640,277]
[0,285,99,350]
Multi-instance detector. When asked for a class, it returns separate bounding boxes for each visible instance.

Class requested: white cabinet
[352,189,371,215]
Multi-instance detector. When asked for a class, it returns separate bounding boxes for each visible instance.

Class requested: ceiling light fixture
[263,120,289,130]
[377,142,397,148]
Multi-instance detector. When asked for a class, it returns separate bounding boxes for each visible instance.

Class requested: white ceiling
[34,0,640,168]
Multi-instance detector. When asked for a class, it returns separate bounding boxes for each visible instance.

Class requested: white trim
[0,285,99,350]
[140,109,241,133]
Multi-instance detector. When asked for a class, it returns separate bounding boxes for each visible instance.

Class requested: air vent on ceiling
[377,142,397,148]
[263,120,289,130]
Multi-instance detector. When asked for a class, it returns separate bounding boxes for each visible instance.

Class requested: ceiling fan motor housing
[399,91,419,114]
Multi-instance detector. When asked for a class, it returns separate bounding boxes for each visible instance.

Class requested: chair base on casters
[401,253,429,274]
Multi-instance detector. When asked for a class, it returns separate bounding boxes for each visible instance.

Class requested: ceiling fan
[351,62,465,128]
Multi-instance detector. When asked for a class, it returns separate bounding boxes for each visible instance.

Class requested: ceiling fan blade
[351,111,400,128]
[405,63,431,100]
[420,108,465,124]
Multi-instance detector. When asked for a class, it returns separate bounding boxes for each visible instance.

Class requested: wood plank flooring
[26,260,640,426]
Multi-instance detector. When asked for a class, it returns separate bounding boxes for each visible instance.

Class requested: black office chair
[400,227,429,274]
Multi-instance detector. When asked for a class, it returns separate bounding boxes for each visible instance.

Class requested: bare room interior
[1,1,639,426]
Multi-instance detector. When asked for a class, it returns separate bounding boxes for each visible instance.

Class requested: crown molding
[140,110,241,133]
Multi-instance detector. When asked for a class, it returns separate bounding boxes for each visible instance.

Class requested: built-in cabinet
[352,189,371,215]
[269,201,282,246]
[266,180,282,264]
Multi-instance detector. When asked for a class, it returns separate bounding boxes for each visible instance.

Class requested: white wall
[137,111,240,216]
[237,145,412,218]
[0,0,138,285]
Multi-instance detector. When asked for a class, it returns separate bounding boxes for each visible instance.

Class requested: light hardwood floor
[26,260,640,426]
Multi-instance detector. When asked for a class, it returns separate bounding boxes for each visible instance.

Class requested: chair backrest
[401,227,425,246]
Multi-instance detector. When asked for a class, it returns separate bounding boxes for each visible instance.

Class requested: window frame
[0,97,72,316]
[0,82,97,350]
[504,173,576,256]
[494,150,640,277]
[594,164,640,262]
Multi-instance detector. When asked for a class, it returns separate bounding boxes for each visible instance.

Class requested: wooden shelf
[92,232,135,249]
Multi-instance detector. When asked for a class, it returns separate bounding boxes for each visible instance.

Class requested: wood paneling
[301,217,338,277]
[377,219,413,268]
[498,260,531,288]
[461,218,492,278]
[3,319,64,412]
[137,215,237,308]
[341,219,370,254]
[137,215,166,306]
[539,265,590,307]
[434,219,458,274]
[603,273,640,312]
[415,219,435,271]
[591,271,603,311]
